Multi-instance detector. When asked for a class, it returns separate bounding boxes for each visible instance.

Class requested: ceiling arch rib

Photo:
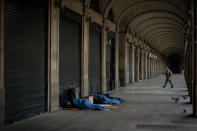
[129,12,185,31]
[158,43,182,51]
[140,26,184,41]
[153,39,183,50]
[148,32,184,42]
[121,0,185,15]
[117,0,185,25]
[149,34,183,46]
[154,42,182,51]
[150,39,183,49]
[144,30,183,40]
[147,34,182,45]
[102,0,113,15]
[126,10,185,31]
[137,22,184,35]
[150,33,184,40]
[141,27,184,38]
[159,46,181,54]
[153,41,182,51]
[135,22,184,35]
[152,37,181,45]
[131,17,185,32]
[137,23,184,37]
[152,38,181,46]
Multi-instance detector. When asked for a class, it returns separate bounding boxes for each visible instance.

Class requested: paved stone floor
[3,75,197,131]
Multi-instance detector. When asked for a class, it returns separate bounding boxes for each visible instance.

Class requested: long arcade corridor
[4,75,197,131]
[1,0,197,130]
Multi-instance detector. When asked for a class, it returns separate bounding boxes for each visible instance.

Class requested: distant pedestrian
[162,66,174,88]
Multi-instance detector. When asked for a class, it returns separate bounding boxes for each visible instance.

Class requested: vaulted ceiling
[101,0,190,57]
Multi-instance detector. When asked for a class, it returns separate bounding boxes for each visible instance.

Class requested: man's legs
[169,80,174,88]
[163,80,168,88]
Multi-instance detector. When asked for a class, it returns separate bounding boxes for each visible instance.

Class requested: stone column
[147,53,150,79]
[119,34,127,87]
[149,56,151,78]
[140,48,144,80]
[154,59,156,76]
[149,58,151,78]
[115,32,119,89]
[48,0,60,112]
[155,60,157,76]
[157,58,159,75]
[153,59,155,77]
[160,59,162,74]
[0,0,4,126]
[144,51,147,79]
[192,0,197,117]
[81,12,90,96]
[194,38,197,117]
[151,59,153,77]
[130,42,135,83]
[150,55,152,78]
[135,46,140,81]
[101,22,107,93]
[126,43,130,86]
[152,59,155,77]
[158,58,160,74]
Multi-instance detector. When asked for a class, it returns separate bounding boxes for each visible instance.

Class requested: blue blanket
[73,98,106,110]
[90,93,122,104]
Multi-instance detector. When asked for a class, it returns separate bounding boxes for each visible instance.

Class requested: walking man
[162,66,174,88]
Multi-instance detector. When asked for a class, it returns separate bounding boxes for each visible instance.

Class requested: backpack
[169,70,173,77]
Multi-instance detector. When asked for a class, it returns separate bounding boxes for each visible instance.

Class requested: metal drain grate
[136,124,179,130]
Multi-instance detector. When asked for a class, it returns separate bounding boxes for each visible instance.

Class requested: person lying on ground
[66,98,116,110]
[90,93,124,104]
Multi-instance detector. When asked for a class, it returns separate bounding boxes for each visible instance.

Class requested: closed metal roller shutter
[59,8,81,106]
[89,23,102,94]
[4,0,48,123]
[106,32,115,91]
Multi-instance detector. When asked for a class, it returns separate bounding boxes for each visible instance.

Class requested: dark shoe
[171,86,173,88]
[162,86,165,88]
